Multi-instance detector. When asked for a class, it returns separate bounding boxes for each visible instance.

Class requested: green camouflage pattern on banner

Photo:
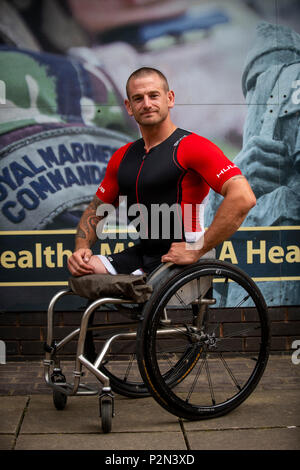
[0,47,136,137]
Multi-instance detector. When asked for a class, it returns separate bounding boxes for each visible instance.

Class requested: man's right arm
[67,195,105,276]
[68,143,128,276]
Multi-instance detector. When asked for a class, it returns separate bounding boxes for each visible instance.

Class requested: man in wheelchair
[67,67,256,278]
[51,69,269,430]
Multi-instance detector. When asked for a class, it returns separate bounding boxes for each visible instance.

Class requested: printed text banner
[0,227,299,311]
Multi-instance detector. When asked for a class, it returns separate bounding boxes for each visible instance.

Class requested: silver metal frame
[43,289,185,398]
[44,290,138,396]
[43,257,216,432]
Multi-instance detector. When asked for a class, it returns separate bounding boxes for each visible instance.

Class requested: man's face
[125,73,175,127]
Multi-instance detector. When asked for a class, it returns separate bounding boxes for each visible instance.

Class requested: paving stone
[19,395,181,435]
[19,395,104,434]
[1,354,300,452]
[15,431,187,450]
[108,395,181,433]
[0,396,28,434]
[182,390,300,431]
[187,427,300,450]
[0,435,15,450]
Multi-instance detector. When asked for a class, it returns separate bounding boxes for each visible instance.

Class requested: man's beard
[135,109,168,127]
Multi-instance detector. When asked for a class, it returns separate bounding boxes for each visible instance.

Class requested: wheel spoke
[155,334,202,381]
[204,357,216,405]
[218,353,241,390]
[124,353,136,382]
[219,276,229,308]
[186,352,206,402]
[218,324,261,342]
[174,292,187,306]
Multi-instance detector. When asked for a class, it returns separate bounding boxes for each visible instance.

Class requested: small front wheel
[100,398,113,433]
[51,370,67,410]
[53,390,67,410]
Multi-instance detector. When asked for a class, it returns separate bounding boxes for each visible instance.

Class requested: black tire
[100,354,150,398]
[87,258,217,399]
[100,398,113,433]
[96,264,206,398]
[137,260,270,420]
[51,370,68,410]
[53,390,67,410]
[85,308,151,398]
[101,343,203,398]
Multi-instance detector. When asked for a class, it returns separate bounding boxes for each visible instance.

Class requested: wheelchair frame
[43,255,270,433]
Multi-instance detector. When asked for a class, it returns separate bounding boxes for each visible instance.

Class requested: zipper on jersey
[135,156,146,203]
[135,155,148,238]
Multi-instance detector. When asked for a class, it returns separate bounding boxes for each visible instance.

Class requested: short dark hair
[126,67,169,98]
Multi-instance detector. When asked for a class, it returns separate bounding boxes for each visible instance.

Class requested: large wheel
[86,263,200,399]
[137,260,270,420]
[85,308,151,398]
[91,264,205,399]
[94,323,198,398]
[100,350,150,398]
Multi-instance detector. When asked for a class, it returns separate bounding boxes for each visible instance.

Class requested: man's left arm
[161,175,256,264]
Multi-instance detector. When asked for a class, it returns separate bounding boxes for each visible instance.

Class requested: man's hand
[68,195,109,276]
[161,242,201,265]
[67,248,94,277]
[162,175,256,267]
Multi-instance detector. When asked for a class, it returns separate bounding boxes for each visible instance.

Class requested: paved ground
[0,354,299,452]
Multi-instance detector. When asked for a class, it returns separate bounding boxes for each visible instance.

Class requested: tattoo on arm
[76,195,105,243]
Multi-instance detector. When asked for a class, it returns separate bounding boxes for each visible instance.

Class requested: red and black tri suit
[96,128,241,274]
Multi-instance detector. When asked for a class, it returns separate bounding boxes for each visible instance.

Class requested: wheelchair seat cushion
[68,273,153,303]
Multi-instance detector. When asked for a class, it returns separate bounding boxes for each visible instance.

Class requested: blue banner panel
[0,229,136,311]
[0,227,299,311]
[216,227,300,280]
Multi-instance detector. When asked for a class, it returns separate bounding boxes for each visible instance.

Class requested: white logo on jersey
[217,164,236,178]
[174,135,188,147]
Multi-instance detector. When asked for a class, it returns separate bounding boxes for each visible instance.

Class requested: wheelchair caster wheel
[53,390,67,410]
[51,370,67,410]
[100,398,113,433]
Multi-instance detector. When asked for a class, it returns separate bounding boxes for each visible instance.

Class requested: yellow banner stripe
[1,277,299,287]
[0,226,299,235]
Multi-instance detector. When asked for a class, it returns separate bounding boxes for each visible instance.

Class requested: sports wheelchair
[44,250,270,433]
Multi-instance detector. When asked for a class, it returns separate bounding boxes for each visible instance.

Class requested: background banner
[0,227,299,311]
[0,0,299,310]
